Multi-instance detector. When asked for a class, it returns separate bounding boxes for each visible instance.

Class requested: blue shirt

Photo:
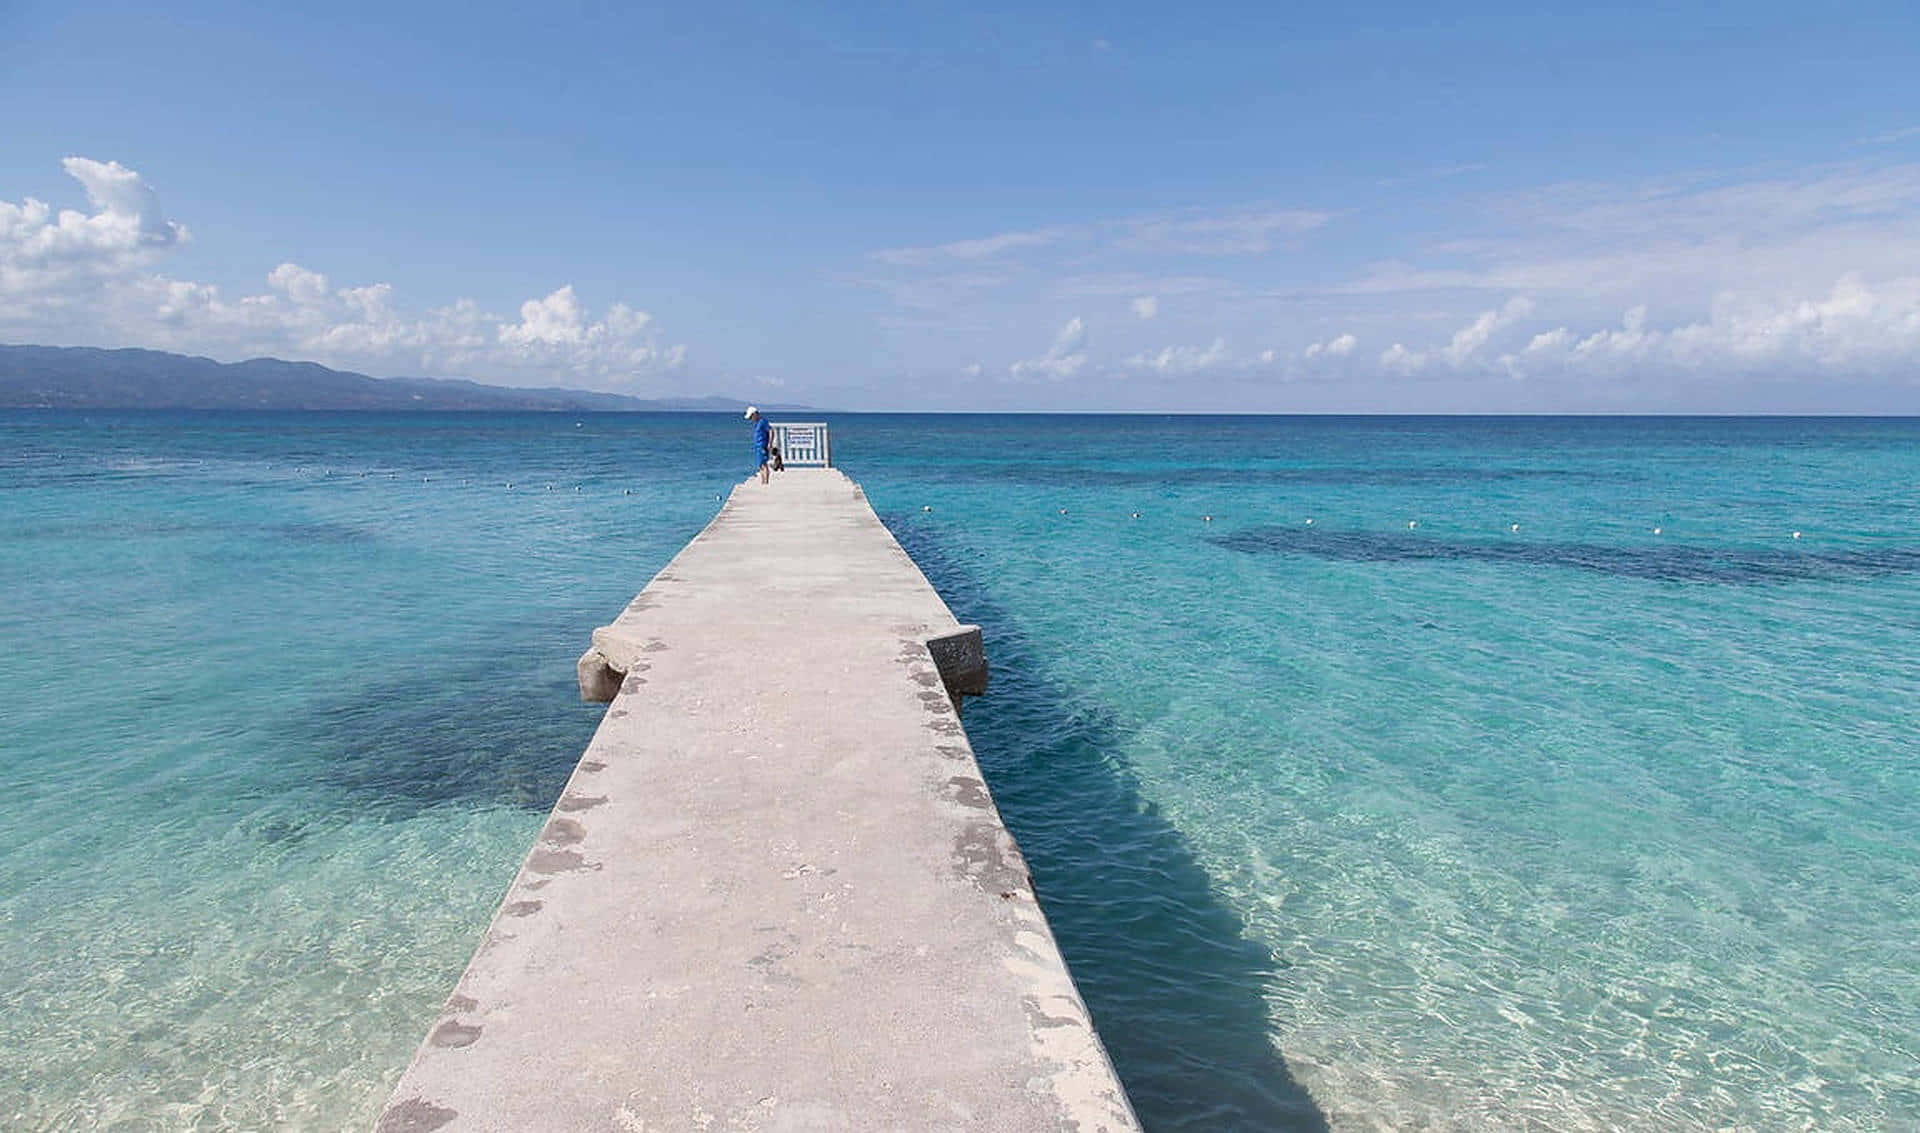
[754,419,771,451]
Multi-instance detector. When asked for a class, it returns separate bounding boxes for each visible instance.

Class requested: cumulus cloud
[0,158,687,391]
[1360,275,1920,392]
[1128,337,1228,374]
[1442,296,1533,365]
[1303,332,1357,359]
[1506,276,1920,380]
[1,157,187,302]
[1009,316,1088,380]
[1380,297,1533,374]
[851,155,1920,404]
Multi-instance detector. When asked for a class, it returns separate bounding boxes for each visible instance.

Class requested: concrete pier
[377,468,1137,1132]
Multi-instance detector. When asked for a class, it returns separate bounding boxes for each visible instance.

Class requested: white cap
[743,406,759,418]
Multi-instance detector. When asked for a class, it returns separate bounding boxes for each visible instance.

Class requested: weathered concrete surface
[378,468,1138,1133]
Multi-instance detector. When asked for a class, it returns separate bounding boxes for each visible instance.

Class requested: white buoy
[1652,526,1662,535]
[1203,514,1214,523]
[1510,523,1520,533]
[1792,530,1802,539]
[1305,518,1314,526]
[1408,520,1418,529]
[624,489,631,495]
[1059,508,1068,515]
[922,505,932,512]
[1130,512,1141,519]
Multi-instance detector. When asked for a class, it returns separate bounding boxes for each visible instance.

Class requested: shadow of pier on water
[892,518,1330,1132]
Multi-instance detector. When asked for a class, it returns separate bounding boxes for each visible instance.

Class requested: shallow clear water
[4,412,1917,1130]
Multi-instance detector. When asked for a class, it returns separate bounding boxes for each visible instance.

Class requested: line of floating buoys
[266,474,1823,545]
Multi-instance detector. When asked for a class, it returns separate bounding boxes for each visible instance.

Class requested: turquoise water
[4,412,1917,1130]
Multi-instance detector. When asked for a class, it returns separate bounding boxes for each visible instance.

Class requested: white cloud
[1523,327,1571,353]
[0,158,687,391]
[1,157,187,301]
[871,227,1066,267]
[267,262,329,306]
[1303,332,1357,359]
[1338,164,1920,310]
[859,156,1920,404]
[1380,297,1532,374]
[870,203,1327,285]
[1504,277,1920,380]
[1128,337,1227,374]
[1442,296,1533,365]
[1009,316,1088,380]
[1357,274,1920,392]
[1379,342,1422,376]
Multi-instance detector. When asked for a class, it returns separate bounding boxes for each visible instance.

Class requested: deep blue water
[3,411,1917,1130]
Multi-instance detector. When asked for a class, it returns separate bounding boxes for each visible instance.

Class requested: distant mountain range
[0,344,816,413]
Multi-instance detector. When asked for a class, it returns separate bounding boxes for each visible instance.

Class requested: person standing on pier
[745,406,772,485]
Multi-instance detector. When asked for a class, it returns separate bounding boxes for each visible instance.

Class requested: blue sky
[4,0,1920,410]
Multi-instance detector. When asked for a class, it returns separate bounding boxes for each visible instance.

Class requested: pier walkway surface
[378,468,1138,1132]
